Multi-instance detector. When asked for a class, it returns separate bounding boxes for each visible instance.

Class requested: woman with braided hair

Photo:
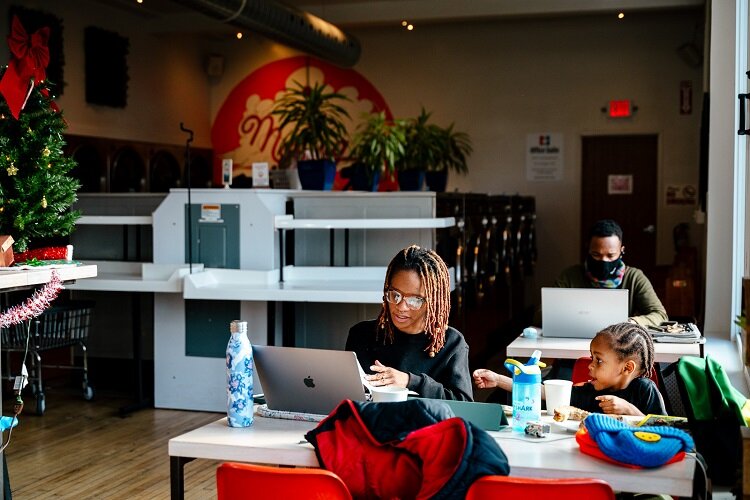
[345,245,473,401]
[474,322,666,416]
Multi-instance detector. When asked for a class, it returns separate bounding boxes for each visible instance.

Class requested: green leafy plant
[398,107,473,174]
[349,111,406,178]
[735,314,746,330]
[271,80,351,162]
[399,108,444,172]
[439,123,472,174]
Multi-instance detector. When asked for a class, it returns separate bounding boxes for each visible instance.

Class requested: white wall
[344,12,704,288]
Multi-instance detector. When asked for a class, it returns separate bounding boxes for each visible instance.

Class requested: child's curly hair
[594,322,655,377]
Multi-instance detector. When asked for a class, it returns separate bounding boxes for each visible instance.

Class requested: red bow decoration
[0,15,50,119]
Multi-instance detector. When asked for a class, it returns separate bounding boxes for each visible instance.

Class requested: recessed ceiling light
[618,12,625,19]
[401,20,407,27]
[236,32,243,39]
[136,0,143,4]
[407,24,414,31]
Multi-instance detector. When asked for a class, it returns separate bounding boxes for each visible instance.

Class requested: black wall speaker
[205,54,225,78]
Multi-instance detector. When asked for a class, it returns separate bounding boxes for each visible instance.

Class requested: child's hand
[595,395,641,416]
[472,369,510,390]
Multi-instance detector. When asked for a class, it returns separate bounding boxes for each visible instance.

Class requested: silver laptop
[253,345,366,415]
[541,287,628,338]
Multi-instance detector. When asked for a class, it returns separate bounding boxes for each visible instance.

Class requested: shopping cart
[1,300,95,415]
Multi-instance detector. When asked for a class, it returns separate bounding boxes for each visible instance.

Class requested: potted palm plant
[272,81,351,190]
[397,108,442,191]
[398,108,473,192]
[348,111,406,191]
[425,123,473,192]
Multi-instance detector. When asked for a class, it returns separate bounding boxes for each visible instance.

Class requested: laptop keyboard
[255,404,327,422]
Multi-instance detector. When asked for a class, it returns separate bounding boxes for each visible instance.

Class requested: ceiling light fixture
[407,24,414,31]
[236,32,243,40]
[401,20,408,27]
[618,12,625,19]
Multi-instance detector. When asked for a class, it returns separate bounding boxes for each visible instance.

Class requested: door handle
[739,70,750,135]
[739,93,750,135]
[643,224,655,234]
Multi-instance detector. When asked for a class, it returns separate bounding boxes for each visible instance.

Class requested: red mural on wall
[211,56,395,190]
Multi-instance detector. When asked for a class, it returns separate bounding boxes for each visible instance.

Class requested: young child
[473,322,666,416]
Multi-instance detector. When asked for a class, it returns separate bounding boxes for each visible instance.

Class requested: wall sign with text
[526,133,563,181]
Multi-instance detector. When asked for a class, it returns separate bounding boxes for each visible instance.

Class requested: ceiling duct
[170,0,361,67]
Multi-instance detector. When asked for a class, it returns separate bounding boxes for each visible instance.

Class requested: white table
[0,264,98,290]
[507,335,703,363]
[168,414,696,500]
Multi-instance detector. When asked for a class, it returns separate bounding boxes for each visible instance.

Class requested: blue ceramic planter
[297,159,336,190]
[397,170,425,191]
[425,170,448,192]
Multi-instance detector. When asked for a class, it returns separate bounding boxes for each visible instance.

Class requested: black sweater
[345,320,473,401]
[570,377,666,415]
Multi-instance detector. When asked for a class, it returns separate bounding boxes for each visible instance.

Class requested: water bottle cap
[513,369,541,384]
[230,320,247,334]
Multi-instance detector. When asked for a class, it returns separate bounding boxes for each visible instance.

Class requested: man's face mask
[586,254,623,280]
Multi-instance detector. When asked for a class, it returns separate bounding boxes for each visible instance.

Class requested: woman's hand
[366,360,409,388]
[595,395,641,416]
[472,369,510,390]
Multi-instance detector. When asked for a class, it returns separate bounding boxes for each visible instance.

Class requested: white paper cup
[371,386,409,402]
[544,379,573,412]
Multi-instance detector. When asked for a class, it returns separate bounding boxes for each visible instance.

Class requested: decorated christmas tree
[0,16,79,254]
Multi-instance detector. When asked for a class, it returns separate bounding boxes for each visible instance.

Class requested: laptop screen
[541,287,628,339]
[434,399,508,431]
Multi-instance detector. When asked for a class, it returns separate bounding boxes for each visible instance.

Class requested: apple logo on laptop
[304,376,315,388]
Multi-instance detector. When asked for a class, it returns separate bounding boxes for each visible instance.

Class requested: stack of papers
[648,323,704,344]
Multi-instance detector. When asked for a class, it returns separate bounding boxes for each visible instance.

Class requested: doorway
[580,134,658,277]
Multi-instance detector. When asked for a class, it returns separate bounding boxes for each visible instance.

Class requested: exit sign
[608,100,632,118]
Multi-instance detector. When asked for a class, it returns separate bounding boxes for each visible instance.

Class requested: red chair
[466,476,615,500]
[216,462,352,500]
[571,356,661,386]
[572,356,593,384]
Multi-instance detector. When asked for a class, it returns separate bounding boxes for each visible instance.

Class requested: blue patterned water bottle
[226,320,254,427]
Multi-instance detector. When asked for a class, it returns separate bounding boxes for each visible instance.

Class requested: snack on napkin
[553,405,589,422]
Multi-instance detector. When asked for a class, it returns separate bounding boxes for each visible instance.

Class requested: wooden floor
[4,385,223,499]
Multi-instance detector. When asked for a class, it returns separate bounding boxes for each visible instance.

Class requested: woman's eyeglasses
[385,288,426,310]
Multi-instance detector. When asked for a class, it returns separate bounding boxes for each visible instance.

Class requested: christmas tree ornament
[6,165,17,176]
[0,16,49,119]
[42,147,49,156]
[14,246,70,263]
[41,196,47,209]
[0,270,62,328]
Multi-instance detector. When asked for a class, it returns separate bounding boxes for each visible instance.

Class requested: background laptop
[253,345,366,415]
[436,399,508,431]
[541,287,628,339]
